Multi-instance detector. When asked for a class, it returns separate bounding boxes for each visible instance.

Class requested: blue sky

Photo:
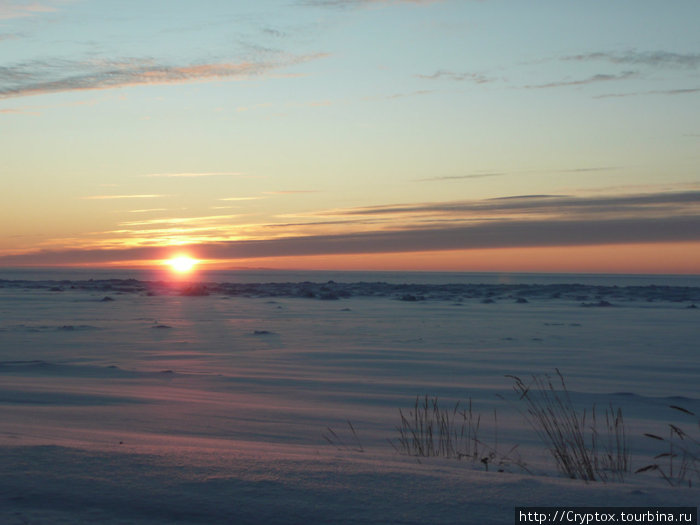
[1,0,699,271]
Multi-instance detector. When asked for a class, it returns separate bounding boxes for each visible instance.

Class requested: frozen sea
[0,269,698,524]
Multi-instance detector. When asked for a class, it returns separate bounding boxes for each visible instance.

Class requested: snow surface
[0,274,697,524]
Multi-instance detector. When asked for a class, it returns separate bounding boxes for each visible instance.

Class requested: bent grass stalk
[636,405,699,487]
[323,420,364,453]
[507,369,629,482]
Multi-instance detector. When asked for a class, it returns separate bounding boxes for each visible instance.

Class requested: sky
[1,0,699,273]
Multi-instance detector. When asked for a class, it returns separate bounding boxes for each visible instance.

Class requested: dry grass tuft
[321,370,700,488]
[390,395,529,473]
[508,369,629,482]
[391,395,481,460]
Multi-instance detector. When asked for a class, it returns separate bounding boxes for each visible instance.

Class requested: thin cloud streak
[560,167,618,173]
[386,90,434,99]
[144,172,245,178]
[413,173,505,182]
[0,54,328,99]
[0,1,58,19]
[219,196,265,201]
[82,194,166,200]
[564,50,700,69]
[595,87,700,99]
[488,194,563,201]
[414,167,617,182]
[526,71,637,89]
[303,0,441,8]
[119,214,240,227]
[327,191,700,218]
[416,70,493,84]
[263,190,320,195]
[0,106,40,115]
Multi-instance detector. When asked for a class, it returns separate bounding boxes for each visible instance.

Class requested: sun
[167,255,198,274]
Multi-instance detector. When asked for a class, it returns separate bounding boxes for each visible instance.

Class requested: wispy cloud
[0,106,40,115]
[361,90,433,102]
[0,1,58,20]
[126,208,168,213]
[413,167,616,182]
[559,167,618,173]
[261,218,385,229]
[595,87,700,99]
[82,194,166,200]
[564,50,700,69]
[417,70,493,84]
[263,190,320,195]
[261,27,287,38]
[526,71,637,89]
[413,172,505,182]
[143,171,245,178]
[386,90,434,99]
[0,54,327,99]
[325,191,700,220]
[653,87,700,95]
[303,0,441,8]
[219,196,265,201]
[119,214,240,227]
[556,49,700,98]
[488,194,563,201]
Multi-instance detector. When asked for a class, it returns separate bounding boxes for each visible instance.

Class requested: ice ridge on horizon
[0,278,699,304]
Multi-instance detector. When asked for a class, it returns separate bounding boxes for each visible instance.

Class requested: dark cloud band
[2,215,698,266]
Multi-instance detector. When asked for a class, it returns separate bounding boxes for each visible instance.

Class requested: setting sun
[167,255,198,274]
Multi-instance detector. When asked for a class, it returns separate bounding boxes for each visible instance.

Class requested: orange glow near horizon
[196,242,700,274]
[28,242,699,275]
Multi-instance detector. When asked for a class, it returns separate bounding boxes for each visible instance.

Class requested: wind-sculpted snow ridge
[1,278,699,304]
